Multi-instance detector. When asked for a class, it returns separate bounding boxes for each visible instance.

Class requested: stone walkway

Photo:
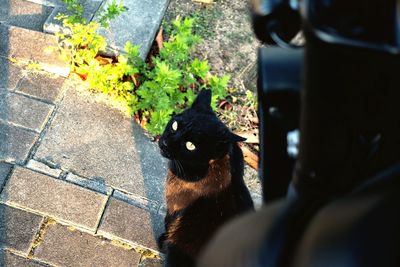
[0,57,167,266]
[0,0,261,266]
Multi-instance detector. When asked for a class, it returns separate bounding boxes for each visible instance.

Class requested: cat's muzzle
[159,139,172,159]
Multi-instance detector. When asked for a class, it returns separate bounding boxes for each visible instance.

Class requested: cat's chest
[165,156,232,213]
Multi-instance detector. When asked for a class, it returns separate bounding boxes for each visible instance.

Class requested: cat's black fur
[158,89,254,267]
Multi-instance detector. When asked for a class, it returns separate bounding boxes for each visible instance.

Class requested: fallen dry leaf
[156,27,164,50]
[237,130,259,144]
[239,143,258,170]
[95,55,113,65]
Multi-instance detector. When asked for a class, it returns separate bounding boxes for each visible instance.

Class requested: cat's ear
[191,89,212,112]
[221,131,246,143]
[228,132,247,143]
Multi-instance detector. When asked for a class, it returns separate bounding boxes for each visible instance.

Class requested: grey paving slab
[0,162,12,191]
[0,24,69,76]
[0,250,46,267]
[98,197,163,251]
[0,204,43,254]
[0,0,53,32]
[35,84,167,203]
[44,0,103,34]
[0,167,107,231]
[16,72,65,103]
[139,258,163,267]
[34,223,141,267]
[0,91,54,132]
[0,121,38,163]
[113,190,159,212]
[95,0,169,59]
[0,57,25,91]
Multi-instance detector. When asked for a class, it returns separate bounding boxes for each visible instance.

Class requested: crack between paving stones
[32,157,60,169]
[2,248,55,267]
[27,217,57,259]
[99,232,161,260]
[138,253,163,266]
[0,202,94,234]
[112,190,160,212]
[11,90,57,105]
[94,189,114,234]
[27,157,64,174]
[26,97,62,165]
[0,164,15,196]
[58,170,69,180]
[0,119,39,135]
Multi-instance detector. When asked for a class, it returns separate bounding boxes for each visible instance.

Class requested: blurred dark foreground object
[198,0,400,266]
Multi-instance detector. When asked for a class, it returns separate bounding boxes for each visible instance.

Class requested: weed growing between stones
[28,217,57,258]
[53,0,232,136]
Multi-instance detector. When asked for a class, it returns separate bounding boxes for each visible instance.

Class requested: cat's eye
[186,141,196,151]
[172,121,178,131]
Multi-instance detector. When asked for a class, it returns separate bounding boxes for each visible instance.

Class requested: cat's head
[158,89,245,164]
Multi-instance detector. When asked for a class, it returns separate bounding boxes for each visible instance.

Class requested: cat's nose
[159,138,168,149]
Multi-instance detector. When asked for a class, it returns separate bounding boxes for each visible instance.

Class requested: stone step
[43,0,103,34]
[0,0,54,32]
[0,23,69,76]
[94,0,170,59]
[41,0,170,59]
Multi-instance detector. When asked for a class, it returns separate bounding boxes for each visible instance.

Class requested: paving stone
[34,223,141,267]
[0,0,53,32]
[0,250,46,267]
[98,198,163,251]
[0,167,107,231]
[0,24,69,76]
[0,121,38,163]
[94,0,169,59]
[0,57,25,91]
[44,0,103,34]
[139,257,163,267]
[16,72,65,103]
[0,204,43,254]
[66,173,112,195]
[35,85,167,203]
[0,91,54,132]
[0,162,12,191]
[113,190,159,212]
[26,159,62,178]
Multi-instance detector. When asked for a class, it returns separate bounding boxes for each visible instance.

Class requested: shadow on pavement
[130,122,168,246]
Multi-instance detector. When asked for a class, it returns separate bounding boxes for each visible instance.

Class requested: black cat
[158,89,254,267]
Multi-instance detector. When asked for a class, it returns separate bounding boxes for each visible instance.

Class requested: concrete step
[41,0,170,59]
[0,0,54,32]
[43,0,103,34]
[94,0,170,59]
[0,23,69,76]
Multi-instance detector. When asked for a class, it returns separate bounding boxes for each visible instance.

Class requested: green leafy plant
[55,0,126,69]
[55,1,231,135]
[134,17,231,135]
[55,0,138,113]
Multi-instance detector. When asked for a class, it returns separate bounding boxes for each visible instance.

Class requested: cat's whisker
[175,160,186,178]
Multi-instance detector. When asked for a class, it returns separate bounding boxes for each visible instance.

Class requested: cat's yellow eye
[172,121,178,131]
[186,141,196,151]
